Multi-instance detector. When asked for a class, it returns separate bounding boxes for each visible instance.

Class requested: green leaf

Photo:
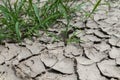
[88,0,101,18]
[92,0,101,13]
[59,3,67,18]
[14,0,26,13]
[33,3,40,23]
[42,12,60,25]
[0,33,6,40]
[15,22,21,41]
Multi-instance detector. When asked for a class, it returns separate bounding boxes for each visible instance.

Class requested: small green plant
[0,0,102,45]
[0,0,73,42]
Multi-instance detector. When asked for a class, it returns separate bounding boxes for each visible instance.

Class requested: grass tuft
[0,0,102,44]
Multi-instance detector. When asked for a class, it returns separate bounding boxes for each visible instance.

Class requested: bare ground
[0,0,120,80]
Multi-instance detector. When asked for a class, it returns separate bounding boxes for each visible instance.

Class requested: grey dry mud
[0,0,120,80]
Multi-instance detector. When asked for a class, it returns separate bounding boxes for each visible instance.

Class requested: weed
[0,0,102,45]
[0,0,74,43]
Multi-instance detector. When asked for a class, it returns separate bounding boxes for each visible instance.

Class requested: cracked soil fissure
[1,0,120,80]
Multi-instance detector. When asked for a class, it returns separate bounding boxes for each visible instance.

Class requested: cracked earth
[0,0,120,80]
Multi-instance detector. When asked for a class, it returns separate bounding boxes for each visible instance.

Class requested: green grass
[87,0,101,18]
[74,0,102,21]
[0,0,102,44]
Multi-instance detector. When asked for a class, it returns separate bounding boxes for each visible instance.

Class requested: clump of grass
[0,0,102,44]
[0,0,73,42]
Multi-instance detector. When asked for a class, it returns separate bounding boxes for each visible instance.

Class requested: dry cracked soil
[0,0,120,80]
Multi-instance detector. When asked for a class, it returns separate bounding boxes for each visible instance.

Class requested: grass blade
[87,0,101,18]
[14,0,26,14]
[91,0,101,13]
[42,12,60,25]
[0,33,7,40]
[33,3,41,23]
[15,22,21,41]
[0,5,10,19]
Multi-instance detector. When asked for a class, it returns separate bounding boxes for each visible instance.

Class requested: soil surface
[0,0,120,80]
